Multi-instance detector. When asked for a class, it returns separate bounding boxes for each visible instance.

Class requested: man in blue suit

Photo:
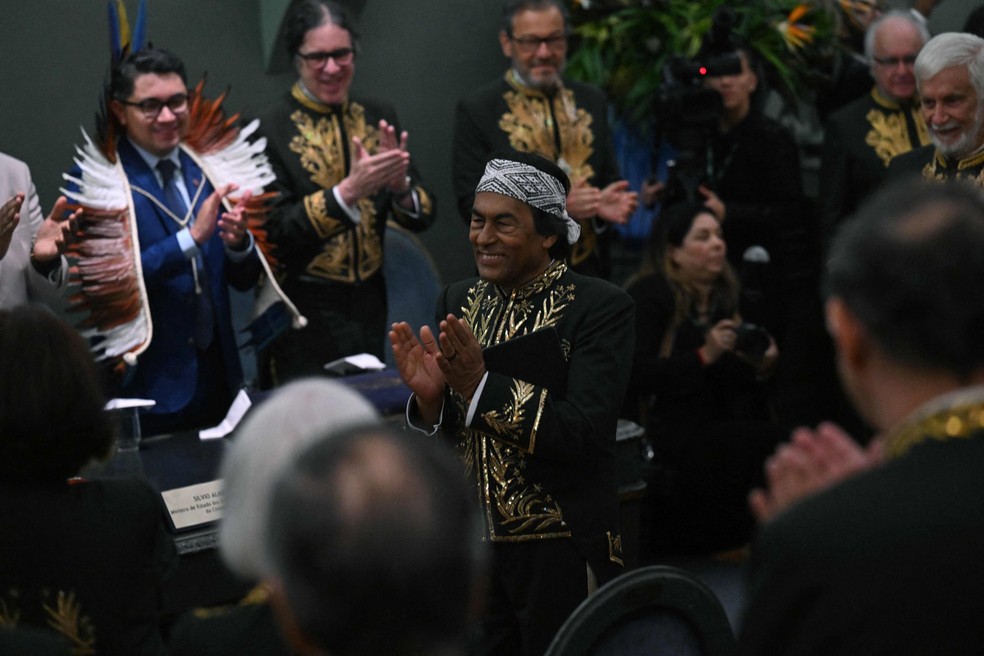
[103,48,260,434]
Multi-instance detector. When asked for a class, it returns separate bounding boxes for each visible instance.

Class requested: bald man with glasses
[819,10,930,246]
[451,0,637,280]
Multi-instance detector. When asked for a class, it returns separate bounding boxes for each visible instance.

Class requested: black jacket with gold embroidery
[452,73,621,271]
[432,261,633,569]
[889,143,984,189]
[820,87,929,238]
[257,84,435,285]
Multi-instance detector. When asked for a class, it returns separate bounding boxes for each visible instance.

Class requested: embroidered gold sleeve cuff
[303,190,347,238]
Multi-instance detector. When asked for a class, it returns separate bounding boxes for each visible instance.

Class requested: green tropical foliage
[566,0,839,131]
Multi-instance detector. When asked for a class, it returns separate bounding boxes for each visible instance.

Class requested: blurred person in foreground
[267,424,486,656]
[0,305,175,655]
[737,178,984,654]
[167,378,380,656]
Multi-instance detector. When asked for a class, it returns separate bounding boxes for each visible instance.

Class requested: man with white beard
[889,32,984,184]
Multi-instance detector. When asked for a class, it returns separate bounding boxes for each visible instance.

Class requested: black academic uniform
[0,478,177,656]
[452,73,622,276]
[737,394,984,655]
[422,260,634,655]
[889,143,984,187]
[820,87,929,240]
[257,83,436,383]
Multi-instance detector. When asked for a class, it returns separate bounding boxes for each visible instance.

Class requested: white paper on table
[198,389,252,440]
[323,352,386,373]
[105,398,157,411]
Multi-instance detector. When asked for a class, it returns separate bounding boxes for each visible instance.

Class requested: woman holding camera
[625,202,786,553]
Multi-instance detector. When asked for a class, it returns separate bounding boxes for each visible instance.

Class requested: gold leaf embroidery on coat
[922,150,984,188]
[483,378,536,440]
[289,109,345,190]
[486,430,565,535]
[865,109,915,167]
[500,85,595,183]
[290,100,384,282]
[0,598,19,626]
[44,591,96,656]
[883,400,984,459]
[500,81,598,265]
[608,531,625,566]
[305,199,382,282]
[303,192,344,239]
[454,261,577,540]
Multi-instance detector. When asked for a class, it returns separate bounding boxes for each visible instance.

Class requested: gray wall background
[0,0,503,286]
[0,0,976,286]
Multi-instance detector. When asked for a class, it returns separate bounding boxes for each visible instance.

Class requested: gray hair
[218,378,380,579]
[267,426,487,656]
[915,32,984,103]
[864,10,929,68]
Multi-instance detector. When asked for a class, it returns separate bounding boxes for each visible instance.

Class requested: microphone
[740,245,770,326]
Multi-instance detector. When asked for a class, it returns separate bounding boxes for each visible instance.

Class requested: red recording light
[699,66,708,76]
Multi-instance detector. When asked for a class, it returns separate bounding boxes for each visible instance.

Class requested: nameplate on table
[161,480,225,530]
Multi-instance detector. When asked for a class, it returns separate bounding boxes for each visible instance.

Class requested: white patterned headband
[475,158,581,244]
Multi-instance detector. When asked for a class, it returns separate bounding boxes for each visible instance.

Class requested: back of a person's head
[219,378,380,580]
[268,426,484,656]
[0,305,113,483]
[826,179,984,378]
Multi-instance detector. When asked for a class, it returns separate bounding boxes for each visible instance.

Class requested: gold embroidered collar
[291,81,349,114]
[498,259,567,300]
[882,387,984,459]
[870,86,913,111]
[932,145,984,172]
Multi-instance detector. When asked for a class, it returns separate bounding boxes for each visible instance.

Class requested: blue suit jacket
[105,138,259,415]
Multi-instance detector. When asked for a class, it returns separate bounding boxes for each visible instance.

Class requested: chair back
[383,222,442,366]
[544,565,736,656]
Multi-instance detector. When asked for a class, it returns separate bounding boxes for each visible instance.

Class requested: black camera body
[652,8,743,208]
[734,322,771,359]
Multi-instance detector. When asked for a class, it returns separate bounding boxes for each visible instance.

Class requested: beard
[932,105,984,159]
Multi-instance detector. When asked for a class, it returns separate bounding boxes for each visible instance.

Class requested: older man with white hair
[889,31,984,183]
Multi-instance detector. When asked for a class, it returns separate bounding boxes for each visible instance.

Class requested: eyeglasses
[872,54,918,67]
[297,47,355,67]
[118,93,190,120]
[509,34,567,53]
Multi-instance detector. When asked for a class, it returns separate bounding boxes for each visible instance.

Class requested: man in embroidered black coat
[392,153,634,656]
[820,11,929,243]
[737,180,984,655]
[257,1,435,385]
[451,0,636,279]
[888,32,984,188]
